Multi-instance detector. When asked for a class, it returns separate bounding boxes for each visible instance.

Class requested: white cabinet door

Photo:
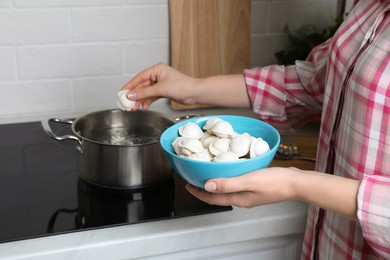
[145,234,304,260]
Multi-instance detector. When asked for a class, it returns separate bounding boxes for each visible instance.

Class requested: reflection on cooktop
[0,121,231,243]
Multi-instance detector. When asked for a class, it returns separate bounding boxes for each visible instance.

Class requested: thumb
[205,176,247,193]
[127,84,161,101]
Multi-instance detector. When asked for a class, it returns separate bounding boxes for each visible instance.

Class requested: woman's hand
[186,167,296,208]
[121,63,200,111]
[186,167,360,219]
[121,63,252,111]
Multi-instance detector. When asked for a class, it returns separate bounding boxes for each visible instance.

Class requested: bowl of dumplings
[160,115,280,188]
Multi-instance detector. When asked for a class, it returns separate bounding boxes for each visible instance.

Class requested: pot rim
[71,109,175,147]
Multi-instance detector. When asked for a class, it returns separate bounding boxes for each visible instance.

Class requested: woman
[120,0,390,258]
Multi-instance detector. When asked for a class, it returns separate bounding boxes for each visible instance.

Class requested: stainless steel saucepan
[42,109,177,189]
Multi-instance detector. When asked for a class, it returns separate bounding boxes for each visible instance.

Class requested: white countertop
[0,201,308,260]
[0,99,256,125]
[0,98,320,133]
[0,99,319,136]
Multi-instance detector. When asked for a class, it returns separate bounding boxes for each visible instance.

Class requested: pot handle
[41,118,82,145]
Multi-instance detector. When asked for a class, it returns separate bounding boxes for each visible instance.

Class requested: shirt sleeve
[357,175,390,259]
[244,39,331,131]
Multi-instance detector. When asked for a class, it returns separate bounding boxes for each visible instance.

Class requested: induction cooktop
[0,121,231,243]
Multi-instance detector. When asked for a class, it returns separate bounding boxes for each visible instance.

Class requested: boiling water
[87,127,161,146]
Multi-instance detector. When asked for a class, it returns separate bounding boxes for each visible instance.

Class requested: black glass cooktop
[0,121,231,243]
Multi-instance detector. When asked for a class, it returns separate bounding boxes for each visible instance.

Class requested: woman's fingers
[119,63,196,109]
[205,175,253,193]
[128,84,162,101]
[185,184,235,206]
[121,64,163,91]
[184,169,290,208]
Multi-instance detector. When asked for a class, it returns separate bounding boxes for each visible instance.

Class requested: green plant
[275,17,343,65]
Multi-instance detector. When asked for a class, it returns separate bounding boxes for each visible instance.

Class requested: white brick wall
[18,44,123,79]
[0,0,337,123]
[0,10,69,44]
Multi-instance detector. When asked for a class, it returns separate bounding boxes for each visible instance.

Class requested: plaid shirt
[244,0,390,259]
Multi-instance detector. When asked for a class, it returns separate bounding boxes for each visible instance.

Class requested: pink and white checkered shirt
[244,0,390,259]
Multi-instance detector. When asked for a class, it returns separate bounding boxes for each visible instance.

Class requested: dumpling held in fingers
[117,90,136,111]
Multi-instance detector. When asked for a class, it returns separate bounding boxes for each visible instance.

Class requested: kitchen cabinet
[145,235,303,260]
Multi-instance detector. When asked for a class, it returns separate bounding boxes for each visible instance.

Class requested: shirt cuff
[357,174,390,257]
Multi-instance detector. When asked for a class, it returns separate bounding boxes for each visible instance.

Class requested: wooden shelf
[270,134,319,171]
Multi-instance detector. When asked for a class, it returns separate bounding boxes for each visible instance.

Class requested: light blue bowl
[160,115,280,188]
